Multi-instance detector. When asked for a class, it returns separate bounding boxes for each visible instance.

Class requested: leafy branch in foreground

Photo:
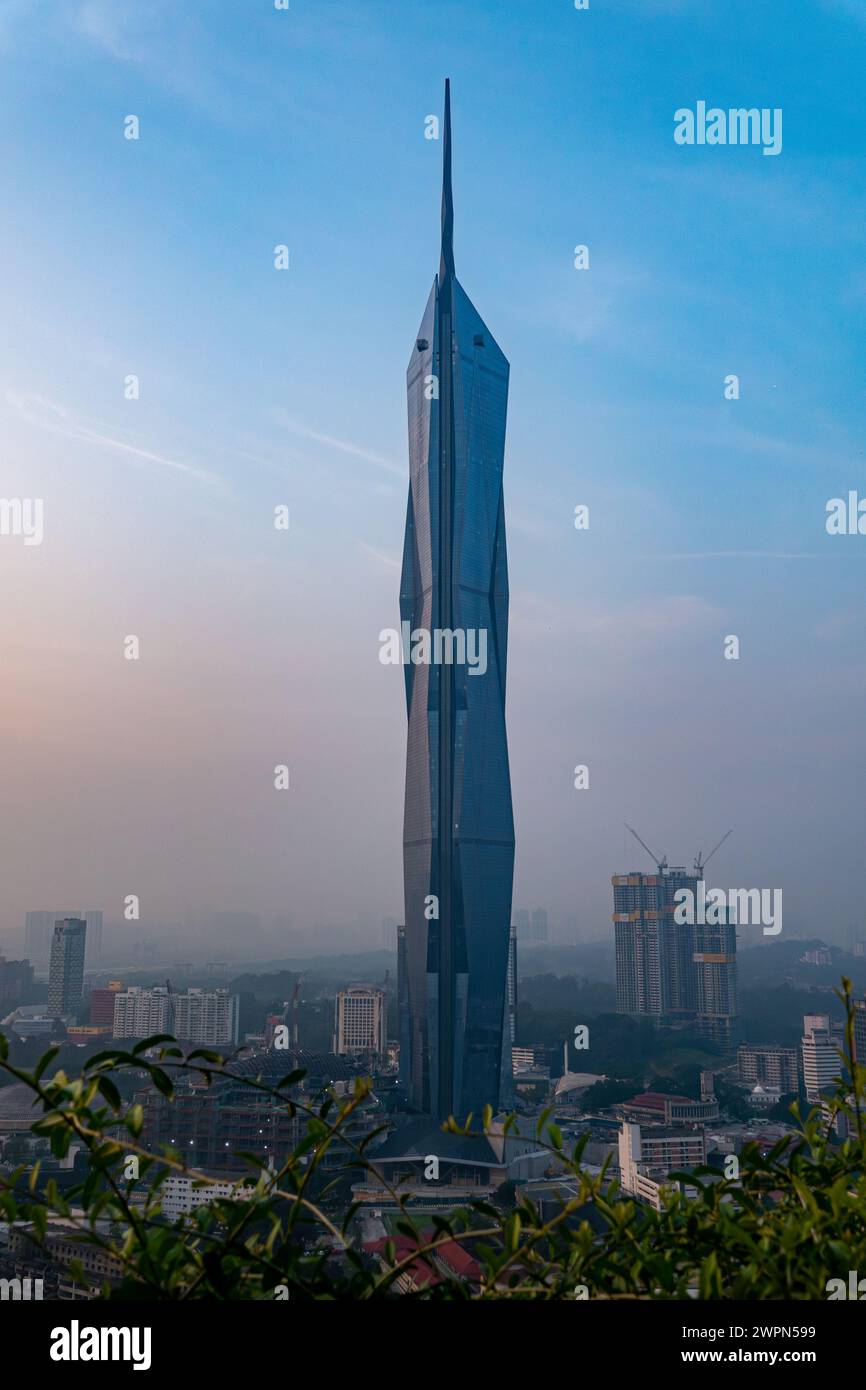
[1,979,865,1299]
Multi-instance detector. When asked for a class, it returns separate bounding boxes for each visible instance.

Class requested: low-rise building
[66,1025,113,1045]
[747,1082,782,1110]
[132,1172,256,1222]
[619,1091,719,1125]
[352,1115,548,1212]
[8,1218,123,1288]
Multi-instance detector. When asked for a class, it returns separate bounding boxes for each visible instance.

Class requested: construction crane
[624,823,667,874]
[694,830,733,878]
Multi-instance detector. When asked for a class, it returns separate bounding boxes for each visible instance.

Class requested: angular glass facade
[400,82,515,1119]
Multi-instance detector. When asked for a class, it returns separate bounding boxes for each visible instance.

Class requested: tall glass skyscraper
[400,81,514,1119]
[47,917,87,1020]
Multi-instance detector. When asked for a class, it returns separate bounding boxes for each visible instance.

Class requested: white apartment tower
[801,1013,843,1104]
[112,986,239,1046]
[172,988,239,1047]
[113,987,174,1039]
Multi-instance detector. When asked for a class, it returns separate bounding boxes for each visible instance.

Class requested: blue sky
[1,0,864,953]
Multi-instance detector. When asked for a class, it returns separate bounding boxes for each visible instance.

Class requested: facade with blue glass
[400,82,515,1119]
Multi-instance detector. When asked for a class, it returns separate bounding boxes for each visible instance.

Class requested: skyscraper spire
[402,82,514,1120]
[439,78,454,282]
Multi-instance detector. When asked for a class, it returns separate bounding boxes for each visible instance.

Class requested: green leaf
[33,1046,60,1080]
[132,1034,177,1056]
[148,1067,174,1098]
[97,1076,122,1109]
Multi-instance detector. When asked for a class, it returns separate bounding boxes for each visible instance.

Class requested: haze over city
[2,0,865,957]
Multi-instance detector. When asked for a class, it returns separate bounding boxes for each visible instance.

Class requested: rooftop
[372,1117,501,1167]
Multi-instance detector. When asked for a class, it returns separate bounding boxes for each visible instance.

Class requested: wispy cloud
[73,0,141,60]
[636,550,862,561]
[7,392,216,484]
[678,421,861,476]
[273,410,406,479]
[511,590,720,643]
[65,0,233,120]
[358,541,401,571]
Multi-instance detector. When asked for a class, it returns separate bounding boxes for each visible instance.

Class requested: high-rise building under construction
[612,863,737,1044]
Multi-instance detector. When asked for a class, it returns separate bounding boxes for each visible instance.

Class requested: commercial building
[801,1014,844,1103]
[138,1051,372,1172]
[400,82,514,1118]
[0,1082,48,1132]
[0,957,34,1004]
[47,919,87,1021]
[333,985,386,1060]
[89,981,124,1028]
[512,1045,548,1074]
[621,1121,708,1173]
[2,1010,57,1041]
[737,1044,799,1093]
[618,1122,707,1209]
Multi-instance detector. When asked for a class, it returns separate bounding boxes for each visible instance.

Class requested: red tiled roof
[363,1235,440,1287]
[625,1092,694,1109]
[363,1231,481,1284]
[431,1238,481,1280]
